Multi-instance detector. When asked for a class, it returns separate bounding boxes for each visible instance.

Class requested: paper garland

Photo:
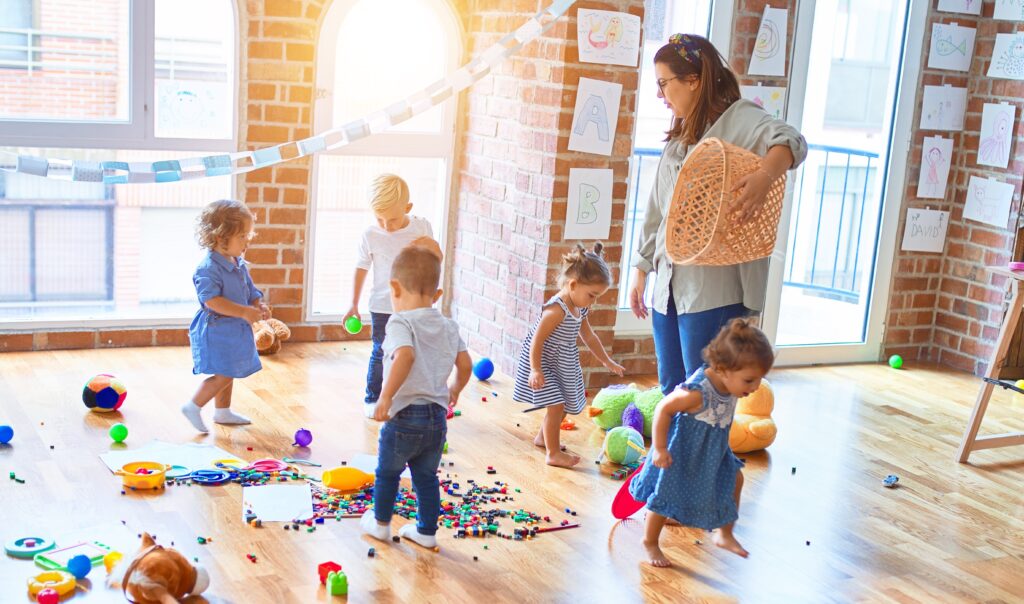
[0,0,577,185]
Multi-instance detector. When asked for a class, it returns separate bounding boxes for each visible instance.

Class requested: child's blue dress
[629,366,745,530]
[189,250,262,379]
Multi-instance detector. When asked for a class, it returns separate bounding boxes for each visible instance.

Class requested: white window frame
[0,0,238,152]
[305,0,462,323]
[615,0,733,336]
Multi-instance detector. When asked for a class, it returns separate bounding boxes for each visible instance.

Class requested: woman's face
[655,61,699,119]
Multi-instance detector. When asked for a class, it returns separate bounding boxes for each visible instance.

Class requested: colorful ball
[603,426,645,465]
[36,589,60,604]
[1015,379,1024,392]
[66,553,92,579]
[344,315,362,335]
[888,354,903,369]
[109,423,128,443]
[0,424,12,444]
[82,374,127,413]
[473,358,494,381]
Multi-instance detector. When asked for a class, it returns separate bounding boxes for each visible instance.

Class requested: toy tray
[34,540,112,570]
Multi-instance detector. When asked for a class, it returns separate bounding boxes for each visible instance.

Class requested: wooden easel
[957,266,1024,462]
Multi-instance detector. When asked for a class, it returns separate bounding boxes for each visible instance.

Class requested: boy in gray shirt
[361,241,472,550]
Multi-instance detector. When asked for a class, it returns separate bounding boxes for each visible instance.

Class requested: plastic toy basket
[665,137,786,266]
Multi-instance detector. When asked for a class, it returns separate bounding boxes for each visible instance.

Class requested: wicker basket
[665,138,786,266]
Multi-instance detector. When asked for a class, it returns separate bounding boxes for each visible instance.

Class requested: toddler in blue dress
[629,318,774,566]
[181,200,269,433]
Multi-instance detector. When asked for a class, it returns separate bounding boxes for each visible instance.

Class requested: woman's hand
[258,302,271,321]
[730,168,775,224]
[242,306,262,324]
[629,269,649,319]
[651,447,673,469]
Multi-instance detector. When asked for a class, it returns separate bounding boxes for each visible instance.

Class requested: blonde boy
[346,174,433,416]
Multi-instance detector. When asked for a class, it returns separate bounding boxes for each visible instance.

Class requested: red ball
[37,588,60,604]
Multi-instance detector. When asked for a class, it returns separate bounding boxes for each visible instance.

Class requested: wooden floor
[1,343,1023,603]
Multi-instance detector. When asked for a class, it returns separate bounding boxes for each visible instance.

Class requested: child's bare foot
[712,529,749,558]
[642,540,672,567]
[545,451,581,467]
[533,434,566,451]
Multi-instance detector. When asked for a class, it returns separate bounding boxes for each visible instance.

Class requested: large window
[308,0,460,319]
[0,0,236,326]
[617,1,717,333]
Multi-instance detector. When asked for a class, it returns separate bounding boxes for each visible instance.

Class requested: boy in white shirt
[346,174,433,417]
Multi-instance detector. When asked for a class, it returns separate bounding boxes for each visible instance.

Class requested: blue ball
[0,425,12,444]
[67,553,92,579]
[473,358,495,381]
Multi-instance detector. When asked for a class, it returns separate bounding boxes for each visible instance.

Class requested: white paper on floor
[99,440,245,473]
[242,483,314,522]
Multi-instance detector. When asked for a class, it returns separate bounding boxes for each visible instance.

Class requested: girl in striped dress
[513,243,625,468]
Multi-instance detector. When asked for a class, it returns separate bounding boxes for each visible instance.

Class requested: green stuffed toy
[633,387,664,438]
[587,384,638,430]
[603,426,646,465]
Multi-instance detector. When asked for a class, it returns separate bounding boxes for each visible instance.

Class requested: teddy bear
[107,532,210,603]
[252,318,291,355]
[728,378,778,453]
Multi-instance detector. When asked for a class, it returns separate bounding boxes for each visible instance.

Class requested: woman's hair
[704,318,775,374]
[195,199,254,250]
[369,173,410,213]
[560,242,612,287]
[654,34,741,145]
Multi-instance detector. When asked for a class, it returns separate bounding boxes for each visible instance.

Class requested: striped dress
[513,295,588,414]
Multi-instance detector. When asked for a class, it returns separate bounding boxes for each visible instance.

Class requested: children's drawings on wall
[577,9,641,67]
[917,136,954,199]
[568,78,622,156]
[994,0,1024,21]
[977,103,1016,169]
[920,85,967,131]
[928,23,976,72]
[987,33,1024,79]
[740,85,786,119]
[565,168,613,240]
[901,208,949,253]
[748,6,788,76]
[964,176,1015,228]
[938,0,983,15]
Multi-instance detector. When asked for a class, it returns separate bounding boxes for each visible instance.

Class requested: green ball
[344,316,362,334]
[109,423,128,443]
[888,354,903,369]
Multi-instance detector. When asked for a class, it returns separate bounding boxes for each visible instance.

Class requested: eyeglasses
[656,76,682,93]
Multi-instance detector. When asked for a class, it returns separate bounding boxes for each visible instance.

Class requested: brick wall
[448,0,645,390]
[883,1,1023,374]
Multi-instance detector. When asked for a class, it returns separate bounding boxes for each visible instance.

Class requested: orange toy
[321,467,375,492]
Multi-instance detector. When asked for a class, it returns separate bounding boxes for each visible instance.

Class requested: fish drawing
[935,35,967,57]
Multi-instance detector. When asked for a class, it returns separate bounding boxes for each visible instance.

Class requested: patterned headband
[669,33,703,69]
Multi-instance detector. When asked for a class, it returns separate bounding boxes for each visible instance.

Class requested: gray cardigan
[631,99,807,315]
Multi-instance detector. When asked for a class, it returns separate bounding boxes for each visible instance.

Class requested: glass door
[761,0,927,365]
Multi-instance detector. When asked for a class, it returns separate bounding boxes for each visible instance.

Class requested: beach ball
[603,426,646,466]
[82,374,127,412]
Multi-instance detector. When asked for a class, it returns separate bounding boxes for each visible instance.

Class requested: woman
[630,34,807,394]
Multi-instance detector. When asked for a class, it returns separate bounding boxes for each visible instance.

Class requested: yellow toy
[27,570,75,597]
[728,379,777,453]
[321,467,375,492]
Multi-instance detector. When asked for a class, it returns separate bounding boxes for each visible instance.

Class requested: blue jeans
[652,294,749,394]
[364,312,390,404]
[373,404,447,535]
